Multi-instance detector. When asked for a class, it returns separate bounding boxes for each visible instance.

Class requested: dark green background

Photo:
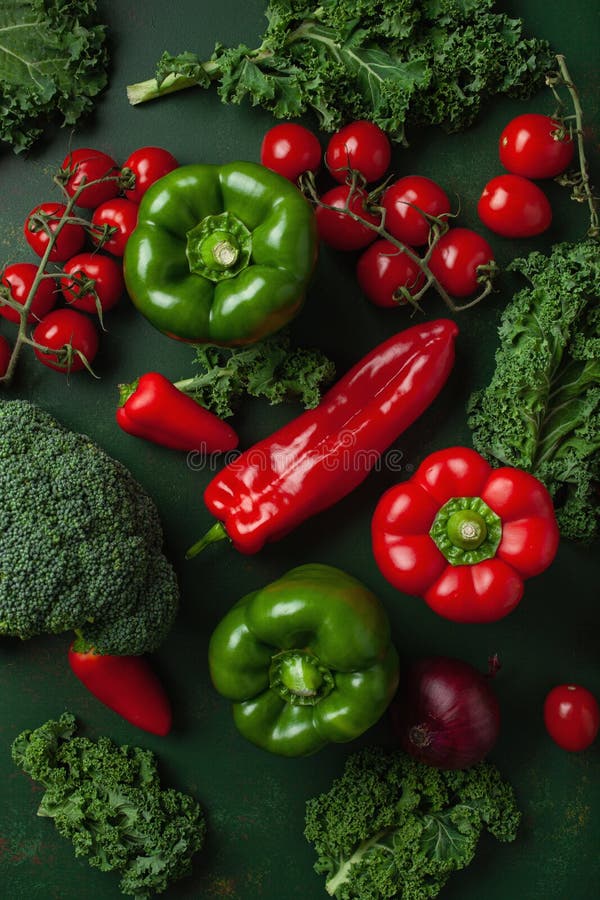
[1,2,598,898]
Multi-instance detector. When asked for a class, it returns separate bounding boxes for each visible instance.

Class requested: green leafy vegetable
[0,0,109,153]
[468,239,600,544]
[305,746,521,899]
[12,714,205,897]
[127,0,552,143]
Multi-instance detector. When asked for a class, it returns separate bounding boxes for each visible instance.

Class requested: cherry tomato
[315,185,381,251]
[33,309,99,373]
[91,199,139,257]
[260,124,321,183]
[325,121,391,184]
[60,253,124,315]
[544,684,600,752]
[61,148,120,209]
[122,146,179,203]
[382,176,451,247]
[499,113,575,180]
[24,203,86,262]
[0,335,11,377]
[477,174,552,238]
[428,228,494,298]
[1,263,56,324]
[356,239,424,308]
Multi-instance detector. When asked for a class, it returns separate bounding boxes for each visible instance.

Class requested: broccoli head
[0,400,178,654]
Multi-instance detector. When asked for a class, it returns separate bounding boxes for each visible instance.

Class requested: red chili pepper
[371,446,560,623]
[116,371,238,453]
[187,319,458,557]
[68,642,172,736]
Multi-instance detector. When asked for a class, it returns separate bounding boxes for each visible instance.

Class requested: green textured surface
[0,2,598,898]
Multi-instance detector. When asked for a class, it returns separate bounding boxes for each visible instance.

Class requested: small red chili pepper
[116,371,238,453]
[372,446,560,623]
[68,640,172,736]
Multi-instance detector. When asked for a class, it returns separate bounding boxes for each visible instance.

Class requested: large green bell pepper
[208,564,400,757]
[123,161,317,346]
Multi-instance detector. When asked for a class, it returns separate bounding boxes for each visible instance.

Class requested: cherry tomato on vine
[260,124,321,183]
[0,335,11,377]
[356,239,424,308]
[315,185,381,251]
[61,148,120,209]
[325,121,391,184]
[122,147,179,203]
[428,228,495,298]
[60,253,124,315]
[33,309,99,373]
[1,263,56,324]
[91,199,139,257]
[544,684,600,752]
[499,113,575,180]
[24,203,86,262]
[477,174,552,238]
[382,176,451,247]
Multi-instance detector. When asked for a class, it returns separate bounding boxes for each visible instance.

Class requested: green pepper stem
[269,650,335,706]
[185,521,229,559]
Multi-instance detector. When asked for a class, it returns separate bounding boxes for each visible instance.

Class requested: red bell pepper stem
[116,371,238,453]
[68,641,172,736]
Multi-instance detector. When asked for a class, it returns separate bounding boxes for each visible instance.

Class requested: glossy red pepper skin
[200,320,458,555]
[372,446,560,623]
[68,643,172,736]
[117,371,238,453]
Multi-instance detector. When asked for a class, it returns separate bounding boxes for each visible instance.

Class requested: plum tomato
[499,113,575,180]
[33,309,99,373]
[0,335,11,377]
[260,124,321,182]
[316,185,381,251]
[1,263,56,324]
[60,253,124,314]
[91,199,139,257]
[61,148,120,209]
[428,228,495,298]
[24,203,86,262]
[325,121,391,184]
[477,174,552,238]
[544,684,600,752]
[356,239,424,307]
[122,146,179,203]
[382,176,451,247]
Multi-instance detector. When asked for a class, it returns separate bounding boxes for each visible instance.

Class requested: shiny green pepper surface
[208,564,400,757]
[123,161,317,346]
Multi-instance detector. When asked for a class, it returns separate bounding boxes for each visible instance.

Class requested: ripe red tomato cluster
[0,146,178,376]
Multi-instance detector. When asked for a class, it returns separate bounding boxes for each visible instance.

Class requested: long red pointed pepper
[187,319,458,557]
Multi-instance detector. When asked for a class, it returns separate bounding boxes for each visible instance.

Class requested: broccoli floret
[0,400,178,654]
[305,747,521,899]
[12,713,205,897]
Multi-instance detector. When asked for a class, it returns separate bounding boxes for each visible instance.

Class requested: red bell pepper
[68,640,172,736]
[117,371,238,453]
[372,446,560,623]
[187,319,458,557]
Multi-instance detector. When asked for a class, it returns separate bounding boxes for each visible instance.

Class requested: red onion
[392,656,500,769]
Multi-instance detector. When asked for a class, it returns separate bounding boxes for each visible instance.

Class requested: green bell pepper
[208,564,400,757]
[123,161,317,346]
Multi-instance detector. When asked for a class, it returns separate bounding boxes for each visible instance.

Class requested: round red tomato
[325,120,391,184]
[0,335,11,378]
[33,309,99,373]
[24,203,86,262]
[1,263,56,324]
[61,148,120,209]
[316,185,381,251]
[544,684,600,752]
[122,146,179,203]
[60,253,124,314]
[382,176,451,247]
[428,228,494,298]
[499,113,575,179]
[91,199,139,257]
[477,174,552,238]
[356,239,424,307]
[260,124,321,183]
